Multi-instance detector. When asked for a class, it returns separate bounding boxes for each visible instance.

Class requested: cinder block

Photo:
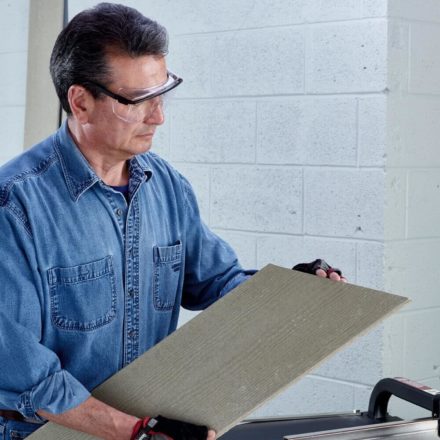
[0,52,27,107]
[212,229,257,269]
[152,118,171,160]
[382,314,406,377]
[170,27,305,98]
[0,106,25,160]
[167,35,216,98]
[385,240,440,310]
[135,0,307,35]
[173,163,210,223]
[67,0,97,17]
[257,100,304,165]
[257,98,357,166]
[303,0,386,22]
[387,96,440,167]
[404,310,440,380]
[304,0,362,22]
[315,327,383,385]
[70,0,387,36]
[358,97,386,167]
[407,170,440,239]
[211,166,302,233]
[214,27,305,97]
[388,21,409,94]
[357,241,384,290]
[177,309,200,328]
[361,0,388,17]
[384,169,406,241]
[307,20,387,93]
[231,0,306,28]
[409,23,440,94]
[354,385,374,412]
[170,100,256,163]
[0,0,29,53]
[256,235,356,280]
[389,0,440,23]
[257,234,301,268]
[304,168,384,239]
[250,376,355,417]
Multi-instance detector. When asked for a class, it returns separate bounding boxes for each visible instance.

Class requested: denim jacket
[0,121,254,423]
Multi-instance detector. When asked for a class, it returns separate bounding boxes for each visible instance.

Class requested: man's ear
[68,85,95,124]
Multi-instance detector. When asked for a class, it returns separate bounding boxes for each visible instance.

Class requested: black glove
[131,415,209,440]
[292,258,342,277]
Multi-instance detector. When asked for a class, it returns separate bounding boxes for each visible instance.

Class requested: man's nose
[144,99,164,125]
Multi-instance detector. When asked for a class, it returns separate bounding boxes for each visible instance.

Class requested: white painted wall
[0,0,29,165]
[2,0,438,421]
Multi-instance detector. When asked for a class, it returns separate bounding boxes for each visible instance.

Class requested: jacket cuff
[17,370,91,419]
[219,270,258,297]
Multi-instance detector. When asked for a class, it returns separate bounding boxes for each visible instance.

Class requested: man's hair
[50,2,168,114]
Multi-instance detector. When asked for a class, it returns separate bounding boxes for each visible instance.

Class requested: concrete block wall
[67,0,393,416]
[134,0,390,415]
[383,0,440,419]
[0,0,29,165]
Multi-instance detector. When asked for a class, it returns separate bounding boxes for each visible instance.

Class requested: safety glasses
[83,70,182,123]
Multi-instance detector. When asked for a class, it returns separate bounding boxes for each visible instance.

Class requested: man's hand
[38,396,139,440]
[131,415,215,440]
[39,398,215,440]
[292,259,347,283]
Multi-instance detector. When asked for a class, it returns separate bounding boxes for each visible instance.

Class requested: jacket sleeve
[0,206,90,419]
[179,175,257,310]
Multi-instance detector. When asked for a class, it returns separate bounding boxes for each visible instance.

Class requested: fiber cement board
[28,264,408,439]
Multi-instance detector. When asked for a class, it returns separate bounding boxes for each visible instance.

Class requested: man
[0,3,344,440]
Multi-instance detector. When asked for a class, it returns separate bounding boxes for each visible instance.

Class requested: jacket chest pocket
[48,256,117,331]
[152,241,182,311]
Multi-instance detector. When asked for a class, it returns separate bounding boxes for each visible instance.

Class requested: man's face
[86,53,168,160]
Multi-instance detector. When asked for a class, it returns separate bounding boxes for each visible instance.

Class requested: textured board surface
[28,264,408,439]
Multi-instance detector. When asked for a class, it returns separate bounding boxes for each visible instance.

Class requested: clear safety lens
[111,77,179,123]
[112,95,161,123]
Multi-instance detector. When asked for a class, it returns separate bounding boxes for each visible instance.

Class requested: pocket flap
[153,240,182,263]
[48,256,113,285]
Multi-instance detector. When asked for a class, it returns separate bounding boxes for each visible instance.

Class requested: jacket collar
[54,121,152,202]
